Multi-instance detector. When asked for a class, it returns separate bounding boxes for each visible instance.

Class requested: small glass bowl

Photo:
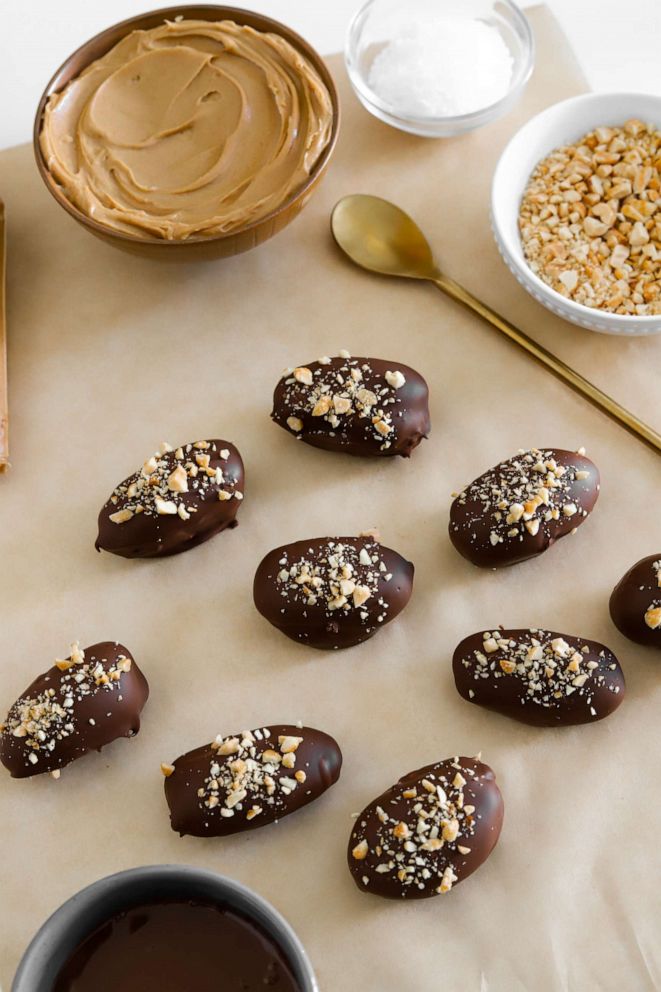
[345,0,535,138]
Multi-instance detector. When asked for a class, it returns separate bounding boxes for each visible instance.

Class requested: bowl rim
[491,90,661,329]
[344,0,534,129]
[32,4,340,248]
[12,864,319,991]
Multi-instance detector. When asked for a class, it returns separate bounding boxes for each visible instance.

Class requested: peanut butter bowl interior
[33,6,339,260]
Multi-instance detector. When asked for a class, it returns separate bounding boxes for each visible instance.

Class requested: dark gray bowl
[12,864,318,991]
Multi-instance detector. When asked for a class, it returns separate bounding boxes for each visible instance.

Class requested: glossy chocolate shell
[272,354,430,458]
[96,439,244,559]
[449,447,599,568]
[610,554,661,648]
[164,724,342,837]
[453,628,625,726]
[348,756,503,899]
[0,641,148,778]
[253,535,414,649]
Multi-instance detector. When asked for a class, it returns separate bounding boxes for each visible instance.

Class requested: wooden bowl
[33,5,340,261]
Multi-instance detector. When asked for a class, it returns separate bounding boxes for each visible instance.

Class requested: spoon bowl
[331,195,438,279]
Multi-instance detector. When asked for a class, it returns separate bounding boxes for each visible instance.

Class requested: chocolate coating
[0,642,148,778]
[610,554,661,648]
[96,439,244,559]
[449,447,599,568]
[271,354,430,457]
[53,899,301,992]
[453,628,625,727]
[348,756,503,900]
[253,535,414,649]
[164,725,342,837]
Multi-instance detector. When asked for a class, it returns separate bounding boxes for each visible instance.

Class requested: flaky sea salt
[368,15,513,118]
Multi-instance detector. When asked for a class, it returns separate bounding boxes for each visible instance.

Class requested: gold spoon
[331,194,661,456]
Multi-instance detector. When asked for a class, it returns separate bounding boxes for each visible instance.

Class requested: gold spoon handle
[433,272,661,455]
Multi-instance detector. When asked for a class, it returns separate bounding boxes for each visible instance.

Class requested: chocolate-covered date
[453,628,625,726]
[253,535,414,649]
[163,725,342,837]
[610,554,661,648]
[449,447,599,568]
[348,756,503,899]
[271,353,430,458]
[0,641,148,778]
[96,439,244,559]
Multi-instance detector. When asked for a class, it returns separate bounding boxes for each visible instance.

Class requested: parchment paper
[1,7,660,990]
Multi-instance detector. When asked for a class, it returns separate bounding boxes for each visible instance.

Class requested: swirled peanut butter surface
[39,19,334,240]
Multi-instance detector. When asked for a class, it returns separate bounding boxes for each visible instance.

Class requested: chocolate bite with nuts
[348,756,503,900]
[453,628,625,726]
[0,641,148,778]
[96,439,244,559]
[449,447,599,568]
[271,352,430,457]
[610,554,661,648]
[253,535,414,649]
[163,725,341,837]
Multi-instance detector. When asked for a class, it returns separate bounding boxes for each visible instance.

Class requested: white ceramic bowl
[491,92,661,335]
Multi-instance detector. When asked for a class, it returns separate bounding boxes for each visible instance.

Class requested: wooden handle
[0,198,7,472]
[434,273,661,455]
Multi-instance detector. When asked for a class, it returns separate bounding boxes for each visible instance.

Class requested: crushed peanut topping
[644,561,661,629]
[352,839,369,860]
[460,629,621,712]
[274,538,391,628]
[2,643,132,770]
[645,607,661,630]
[106,440,240,524]
[451,448,593,551]
[519,120,661,315]
[196,728,310,821]
[277,354,410,451]
[385,369,406,389]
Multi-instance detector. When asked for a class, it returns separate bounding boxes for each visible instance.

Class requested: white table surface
[3,0,661,151]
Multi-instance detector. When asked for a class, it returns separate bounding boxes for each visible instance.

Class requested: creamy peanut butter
[39,19,334,240]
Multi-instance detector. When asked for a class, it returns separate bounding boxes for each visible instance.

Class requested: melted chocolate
[53,899,301,992]
[96,439,244,559]
[164,724,341,837]
[610,553,661,648]
[453,628,625,726]
[253,536,414,649]
[271,354,430,458]
[348,756,503,900]
[449,447,599,568]
[0,642,148,778]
